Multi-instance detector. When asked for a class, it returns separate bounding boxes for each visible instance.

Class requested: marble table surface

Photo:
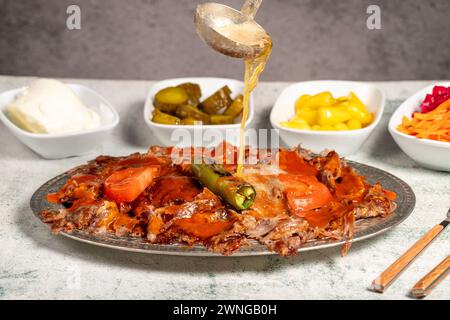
[0,75,448,300]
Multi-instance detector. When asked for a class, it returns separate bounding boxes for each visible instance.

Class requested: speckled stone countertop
[0,76,449,300]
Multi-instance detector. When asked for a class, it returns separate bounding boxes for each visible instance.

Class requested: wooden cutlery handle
[411,256,450,298]
[370,224,445,293]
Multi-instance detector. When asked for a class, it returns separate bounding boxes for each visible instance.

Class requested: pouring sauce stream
[214,21,272,176]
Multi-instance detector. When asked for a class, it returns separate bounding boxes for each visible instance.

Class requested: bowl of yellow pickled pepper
[281,91,374,131]
[270,81,384,155]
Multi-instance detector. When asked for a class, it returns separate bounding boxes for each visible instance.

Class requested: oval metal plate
[30,161,416,256]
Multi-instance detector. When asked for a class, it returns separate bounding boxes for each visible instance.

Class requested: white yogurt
[6,78,101,134]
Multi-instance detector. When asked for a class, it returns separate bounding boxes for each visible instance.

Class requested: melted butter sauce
[237,41,272,176]
[209,13,272,176]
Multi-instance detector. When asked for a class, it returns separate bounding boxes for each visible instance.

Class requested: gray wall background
[1,0,449,81]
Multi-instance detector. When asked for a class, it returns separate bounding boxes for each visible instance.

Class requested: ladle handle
[241,0,262,19]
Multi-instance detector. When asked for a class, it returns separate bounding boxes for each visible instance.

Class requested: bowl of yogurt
[0,78,119,159]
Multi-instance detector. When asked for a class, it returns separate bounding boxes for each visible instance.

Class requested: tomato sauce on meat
[40,146,397,256]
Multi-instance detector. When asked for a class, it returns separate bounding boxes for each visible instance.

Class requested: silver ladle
[195,0,269,59]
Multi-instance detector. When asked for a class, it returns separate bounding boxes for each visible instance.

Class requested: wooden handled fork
[369,208,450,293]
[410,255,450,298]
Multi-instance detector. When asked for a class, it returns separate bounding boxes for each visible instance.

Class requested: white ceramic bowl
[144,77,254,147]
[388,82,450,172]
[0,84,119,159]
[270,81,385,155]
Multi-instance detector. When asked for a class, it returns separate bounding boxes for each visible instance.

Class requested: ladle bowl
[195,1,268,59]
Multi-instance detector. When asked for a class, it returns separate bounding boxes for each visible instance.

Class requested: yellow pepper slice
[347,119,363,130]
[348,92,367,111]
[295,94,312,113]
[281,91,373,131]
[280,117,311,130]
[317,107,352,126]
[301,92,335,109]
[334,123,349,131]
[319,124,334,131]
[294,107,317,125]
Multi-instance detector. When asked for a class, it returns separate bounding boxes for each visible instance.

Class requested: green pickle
[181,117,203,125]
[154,87,189,113]
[200,86,233,115]
[152,83,242,126]
[152,109,181,125]
[224,95,244,118]
[175,104,210,123]
[177,83,202,105]
[210,115,234,125]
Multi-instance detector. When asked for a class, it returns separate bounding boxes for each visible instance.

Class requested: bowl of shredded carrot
[389,83,450,172]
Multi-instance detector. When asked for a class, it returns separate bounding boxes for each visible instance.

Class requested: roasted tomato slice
[278,150,318,176]
[334,167,367,201]
[104,166,158,203]
[279,174,333,215]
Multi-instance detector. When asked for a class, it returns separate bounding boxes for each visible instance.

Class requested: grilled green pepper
[191,163,256,210]
[200,86,233,115]
[154,87,189,113]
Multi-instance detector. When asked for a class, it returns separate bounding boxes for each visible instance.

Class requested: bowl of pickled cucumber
[270,81,385,155]
[144,78,254,146]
